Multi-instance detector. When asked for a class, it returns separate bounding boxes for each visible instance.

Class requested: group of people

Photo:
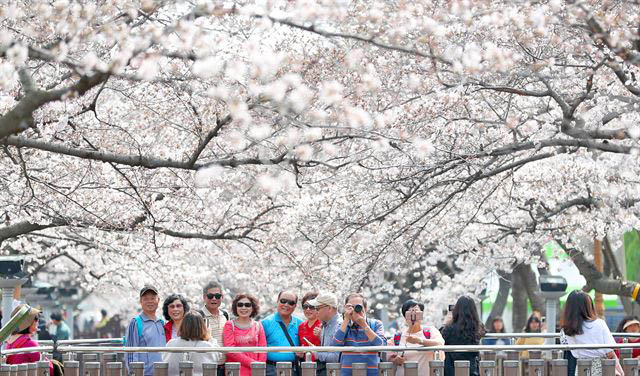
[3,284,638,376]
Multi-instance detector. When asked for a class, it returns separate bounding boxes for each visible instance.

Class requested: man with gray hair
[308,292,342,376]
[197,281,229,376]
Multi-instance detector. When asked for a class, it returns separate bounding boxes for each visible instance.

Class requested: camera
[448,304,454,312]
[354,304,364,313]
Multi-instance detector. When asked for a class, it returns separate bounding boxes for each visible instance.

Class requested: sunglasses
[206,293,223,300]
[279,298,297,306]
[237,302,253,308]
[302,304,316,310]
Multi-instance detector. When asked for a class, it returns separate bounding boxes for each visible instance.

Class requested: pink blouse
[5,334,53,374]
[223,320,267,376]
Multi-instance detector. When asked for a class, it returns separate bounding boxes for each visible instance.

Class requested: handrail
[39,338,124,345]
[4,342,640,356]
[484,332,640,338]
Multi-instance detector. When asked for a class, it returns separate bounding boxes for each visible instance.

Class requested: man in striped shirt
[199,281,229,376]
[332,293,386,376]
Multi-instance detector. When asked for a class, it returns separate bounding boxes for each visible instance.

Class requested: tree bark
[485,271,511,327]
[511,267,528,331]
[557,241,640,304]
[516,263,546,314]
[594,238,605,318]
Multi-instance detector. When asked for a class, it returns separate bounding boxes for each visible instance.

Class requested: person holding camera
[333,293,386,376]
[389,300,444,376]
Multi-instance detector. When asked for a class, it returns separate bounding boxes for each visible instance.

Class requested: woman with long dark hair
[441,296,485,376]
[163,311,221,376]
[560,291,624,376]
[515,315,544,358]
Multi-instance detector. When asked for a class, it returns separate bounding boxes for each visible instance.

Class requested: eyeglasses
[316,305,328,310]
[302,304,316,310]
[237,302,253,308]
[279,298,297,306]
[206,293,223,300]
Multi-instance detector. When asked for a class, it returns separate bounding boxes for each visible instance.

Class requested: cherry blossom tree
[1,0,639,320]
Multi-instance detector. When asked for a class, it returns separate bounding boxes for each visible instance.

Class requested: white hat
[308,292,338,308]
[623,319,640,331]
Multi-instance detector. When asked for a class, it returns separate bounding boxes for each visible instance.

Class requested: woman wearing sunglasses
[223,293,267,376]
[298,292,322,360]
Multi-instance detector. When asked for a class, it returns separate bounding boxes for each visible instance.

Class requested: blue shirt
[333,319,385,376]
[261,312,303,362]
[317,313,342,364]
[125,313,166,376]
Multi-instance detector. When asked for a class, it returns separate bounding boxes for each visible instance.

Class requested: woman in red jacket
[614,316,640,359]
[162,294,189,342]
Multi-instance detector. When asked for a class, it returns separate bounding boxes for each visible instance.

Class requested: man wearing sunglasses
[261,291,304,376]
[198,281,230,376]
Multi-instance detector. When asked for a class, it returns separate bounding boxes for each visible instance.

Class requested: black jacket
[441,324,480,376]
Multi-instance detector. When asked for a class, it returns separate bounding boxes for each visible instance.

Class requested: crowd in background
[3,283,639,376]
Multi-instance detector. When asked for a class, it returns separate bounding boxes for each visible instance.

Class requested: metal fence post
[327,363,341,376]
[601,359,615,376]
[179,361,194,376]
[63,361,79,376]
[529,352,541,360]
[0,364,9,376]
[85,361,100,376]
[455,360,470,376]
[378,362,395,376]
[549,359,567,376]
[622,358,638,376]
[82,354,98,376]
[529,359,545,376]
[430,360,445,376]
[35,361,49,376]
[274,362,292,376]
[26,363,36,376]
[10,365,18,376]
[404,361,418,376]
[251,362,266,376]
[17,364,28,376]
[480,360,496,376]
[130,362,145,376]
[153,362,169,376]
[226,362,241,376]
[576,359,592,376]
[506,352,520,361]
[503,360,519,376]
[203,363,219,376]
[102,353,118,376]
[352,363,367,376]
[301,361,317,376]
[107,362,123,376]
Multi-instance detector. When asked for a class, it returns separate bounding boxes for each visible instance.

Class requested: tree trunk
[516,263,546,314]
[485,271,511,327]
[511,267,528,332]
[594,238,605,318]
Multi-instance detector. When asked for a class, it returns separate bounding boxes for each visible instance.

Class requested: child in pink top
[223,294,267,376]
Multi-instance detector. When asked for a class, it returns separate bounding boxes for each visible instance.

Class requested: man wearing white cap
[308,292,342,376]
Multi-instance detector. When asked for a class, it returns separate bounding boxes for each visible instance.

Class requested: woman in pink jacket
[223,293,266,376]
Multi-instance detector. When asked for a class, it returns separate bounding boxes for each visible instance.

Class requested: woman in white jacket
[163,311,221,376]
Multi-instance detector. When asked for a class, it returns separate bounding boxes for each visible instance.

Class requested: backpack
[134,315,165,340]
[393,328,431,345]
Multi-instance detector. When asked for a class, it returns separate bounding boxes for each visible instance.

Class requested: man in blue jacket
[124,285,166,376]
[261,291,304,376]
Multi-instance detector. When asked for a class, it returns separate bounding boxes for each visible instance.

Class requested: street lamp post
[0,256,28,328]
[539,275,568,346]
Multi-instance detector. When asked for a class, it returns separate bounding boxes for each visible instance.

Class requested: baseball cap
[623,319,640,331]
[139,285,159,297]
[308,292,338,308]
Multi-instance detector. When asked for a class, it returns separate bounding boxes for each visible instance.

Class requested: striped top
[201,306,228,363]
[332,319,386,376]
